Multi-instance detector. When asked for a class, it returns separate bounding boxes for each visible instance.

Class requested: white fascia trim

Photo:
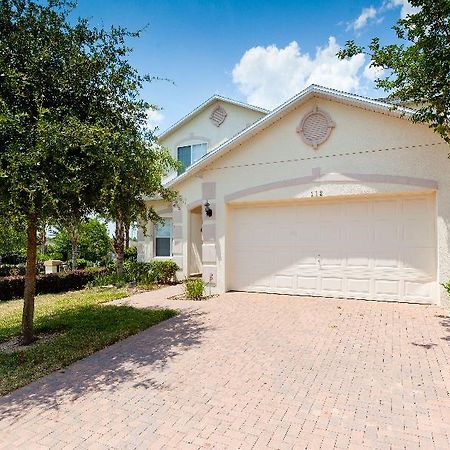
[166,84,416,189]
[158,95,269,141]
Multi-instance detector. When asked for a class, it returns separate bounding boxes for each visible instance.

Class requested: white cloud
[348,6,378,30]
[232,38,367,109]
[384,0,420,18]
[348,1,419,32]
[146,108,164,129]
[363,62,385,81]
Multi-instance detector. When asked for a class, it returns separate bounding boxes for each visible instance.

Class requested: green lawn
[0,288,177,395]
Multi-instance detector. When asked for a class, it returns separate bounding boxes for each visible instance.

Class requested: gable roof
[158,95,269,141]
[166,84,417,188]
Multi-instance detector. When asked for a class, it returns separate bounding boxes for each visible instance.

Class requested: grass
[0,288,177,395]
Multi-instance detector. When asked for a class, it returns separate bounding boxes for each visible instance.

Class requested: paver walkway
[1,290,450,449]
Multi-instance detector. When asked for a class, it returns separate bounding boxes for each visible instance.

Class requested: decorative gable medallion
[210,105,227,127]
[297,106,335,149]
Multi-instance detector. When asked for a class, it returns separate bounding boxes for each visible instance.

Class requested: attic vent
[210,105,227,127]
[297,106,335,149]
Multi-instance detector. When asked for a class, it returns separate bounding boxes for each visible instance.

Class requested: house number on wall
[311,190,323,197]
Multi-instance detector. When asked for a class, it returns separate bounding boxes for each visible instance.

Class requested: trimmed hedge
[0,264,26,277]
[0,268,106,301]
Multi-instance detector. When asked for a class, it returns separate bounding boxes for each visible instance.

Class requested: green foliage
[147,260,179,284]
[52,218,111,264]
[442,281,450,296]
[0,218,26,257]
[0,288,177,395]
[90,272,129,288]
[337,0,450,143]
[184,278,205,300]
[78,219,111,263]
[0,268,106,301]
[124,246,138,261]
[93,259,179,287]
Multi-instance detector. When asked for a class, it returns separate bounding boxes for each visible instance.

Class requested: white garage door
[229,195,437,303]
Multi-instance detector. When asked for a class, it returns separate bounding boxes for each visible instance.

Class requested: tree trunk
[125,222,130,250]
[22,212,37,345]
[71,239,78,270]
[115,216,125,275]
[40,226,46,254]
[69,224,79,270]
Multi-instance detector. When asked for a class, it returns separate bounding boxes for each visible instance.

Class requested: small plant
[442,281,450,296]
[184,278,205,300]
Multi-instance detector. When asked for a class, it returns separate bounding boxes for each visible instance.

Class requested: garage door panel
[320,253,344,267]
[374,279,401,296]
[373,221,399,243]
[345,223,372,246]
[321,277,344,293]
[320,222,341,243]
[373,200,398,218]
[373,253,400,269]
[230,195,437,303]
[402,197,431,217]
[402,247,436,273]
[274,275,296,289]
[347,278,371,296]
[403,221,433,246]
[347,254,371,267]
[297,276,318,291]
[404,281,433,299]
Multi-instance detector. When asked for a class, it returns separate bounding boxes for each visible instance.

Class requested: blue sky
[74,0,414,132]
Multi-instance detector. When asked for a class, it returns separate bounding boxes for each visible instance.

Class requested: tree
[78,219,111,263]
[338,0,450,143]
[103,127,178,275]
[53,218,111,264]
[0,0,156,344]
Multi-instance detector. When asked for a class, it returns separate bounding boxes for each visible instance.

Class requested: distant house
[138,85,449,305]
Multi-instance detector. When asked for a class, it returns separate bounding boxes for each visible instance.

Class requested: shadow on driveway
[0,307,210,419]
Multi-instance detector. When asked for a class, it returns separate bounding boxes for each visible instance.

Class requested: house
[138,85,449,305]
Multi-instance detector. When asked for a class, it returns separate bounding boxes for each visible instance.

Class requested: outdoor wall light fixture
[204,201,213,217]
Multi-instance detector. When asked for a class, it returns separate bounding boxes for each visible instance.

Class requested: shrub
[0,264,26,277]
[124,246,137,261]
[95,259,179,287]
[149,260,179,284]
[90,272,128,288]
[0,268,106,301]
[184,278,205,300]
[75,258,88,269]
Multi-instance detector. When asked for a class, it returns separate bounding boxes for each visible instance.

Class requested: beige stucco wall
[189,210,202,274]
[141,95,450,305]
[159,100,266,183]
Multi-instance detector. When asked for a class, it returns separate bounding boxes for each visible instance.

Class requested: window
[155,219,172,257]
[177,143,207,174]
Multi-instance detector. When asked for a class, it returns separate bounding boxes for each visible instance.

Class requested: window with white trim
[155,219,172,257]
[177,143,207,174]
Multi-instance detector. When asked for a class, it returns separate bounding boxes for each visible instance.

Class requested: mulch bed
[168,294,218,301]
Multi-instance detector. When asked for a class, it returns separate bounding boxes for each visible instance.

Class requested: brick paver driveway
[1,292,450,449]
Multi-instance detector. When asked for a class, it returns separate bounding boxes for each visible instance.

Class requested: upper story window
[155,218,172,257]
[177,143,207,175]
